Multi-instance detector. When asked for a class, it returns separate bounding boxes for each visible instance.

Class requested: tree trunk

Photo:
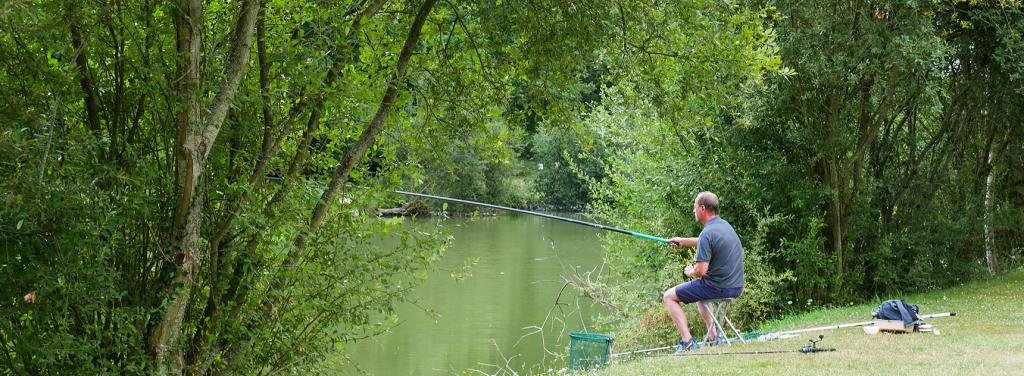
[823,157,845,294]
[148,1,203,372]
[148,0,260,374]
[984,149,997,276]
[67,3,104,160]
[253,9,277,183]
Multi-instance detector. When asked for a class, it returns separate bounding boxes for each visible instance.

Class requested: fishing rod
[662,335,836,357]
[394,190,676,244]
[614,335,835,359]
[753,312,957,341]
[610,337,743,357]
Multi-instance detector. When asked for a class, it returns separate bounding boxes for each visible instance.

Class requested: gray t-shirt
[696,217,744,288]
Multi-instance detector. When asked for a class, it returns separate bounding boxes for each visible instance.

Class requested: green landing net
[568,332,613,371]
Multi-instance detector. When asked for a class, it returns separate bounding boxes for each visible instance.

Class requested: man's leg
[662,287,692,342]
[695,301,716,339]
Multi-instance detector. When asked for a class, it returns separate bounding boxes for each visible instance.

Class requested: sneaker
[673,338,700,354]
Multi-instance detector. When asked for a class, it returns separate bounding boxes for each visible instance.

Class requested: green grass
[593,269,1024,375]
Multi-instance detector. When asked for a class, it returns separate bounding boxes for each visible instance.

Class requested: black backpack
[873,299,920,326]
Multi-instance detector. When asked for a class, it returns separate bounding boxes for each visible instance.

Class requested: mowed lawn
[594,268,1024,375]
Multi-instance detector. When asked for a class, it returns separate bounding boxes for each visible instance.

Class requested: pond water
[334,213,609,375]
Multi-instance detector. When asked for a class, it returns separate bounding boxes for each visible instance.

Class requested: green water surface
[336,213,609,375]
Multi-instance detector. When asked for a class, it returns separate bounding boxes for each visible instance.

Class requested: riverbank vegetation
[580,0,1024,353]
[2,0,1022,374]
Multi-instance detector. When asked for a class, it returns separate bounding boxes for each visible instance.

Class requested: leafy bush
[1,130,156,374]
[532,123,609,211]
[572,86,797,350]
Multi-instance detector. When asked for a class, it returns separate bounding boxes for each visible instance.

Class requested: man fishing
[664,191,745,354]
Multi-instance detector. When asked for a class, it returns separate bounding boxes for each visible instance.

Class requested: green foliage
[0,0,508,373]
[407,121,539,210]
[532,123,608,210]
[578,85,798,350]
[2,0,1023,373]
[571,0,1024,356]
[1,129,160,374]
[224,188,448,373]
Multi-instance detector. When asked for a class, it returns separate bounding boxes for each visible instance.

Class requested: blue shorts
[674,279,743,304]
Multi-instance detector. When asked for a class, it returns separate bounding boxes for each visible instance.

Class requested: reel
[800,335,837,353]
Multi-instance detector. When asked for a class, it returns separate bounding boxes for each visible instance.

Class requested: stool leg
[708,302,731,346]
[719,301,747,344]
[698,302,716,343]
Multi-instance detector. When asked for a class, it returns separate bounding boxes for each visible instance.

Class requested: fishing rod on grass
[662,335,836,358]
[614,335,835,360]
[751,312,957,341]
[394,190,678,245]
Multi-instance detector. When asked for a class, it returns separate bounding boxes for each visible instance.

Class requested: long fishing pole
[753,312,957,341]
[609,336,750,358]
[613,335,835,359]
[654,345,836,358]
[394,191,675,244]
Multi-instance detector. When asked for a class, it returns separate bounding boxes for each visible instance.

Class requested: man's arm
[685,262,709,278]
[667,237,698,248]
